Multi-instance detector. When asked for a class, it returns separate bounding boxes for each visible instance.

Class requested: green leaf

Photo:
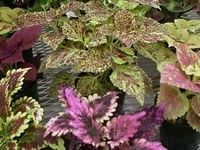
[0,140,17,150]
[118,47,134,55]
[157,84,189,120]
[110,65,152,105]
[116,0,139,10]
[0,22,12,35]
[187,108,200,132]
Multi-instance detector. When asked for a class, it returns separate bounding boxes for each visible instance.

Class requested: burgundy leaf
[134,105,164,140]
[7,25,43,51]
[18,62,37,81]
[29,54,42,70]
[118,143,133,150]
[134,138,167,150]
[106,112,145,148]
[89,92,119,123]
[191,95,200,116]
[45,114,74,137]
[160,63,200,93]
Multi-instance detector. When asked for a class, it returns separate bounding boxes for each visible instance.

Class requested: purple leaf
[160,63,200,93]
[89,92,119,123]
[134,138,167,150]
[134,105,164,140]
[105,112,145,148]
[45,114,74,137]
[18,63,37,81]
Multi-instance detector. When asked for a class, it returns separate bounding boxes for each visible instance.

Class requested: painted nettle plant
[12,0,179,106]
[155,18,200,131]
[0,68,64,150]
[44,85,166,150]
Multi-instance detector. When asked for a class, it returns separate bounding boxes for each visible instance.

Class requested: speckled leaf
[157,84,189,120]
[5,68,29,97]
[126,0,161,9]
[161,63,200,93]
[89,92,119,123]
[187,108,200,132]
[134,138,167,150]
[110,65,152,105]
[62,20,85,42]
[40,32,65,50]
[12,96,43,125]
[134,42,176,71]
[39,49,85,72]
[106,112,145,148]
[64,88,103,146]
[114,10,133,32]
[72,48,112,73]
[87,32,107,48]
[45,114,73,137]
[191,95,200,117]
[6,112,31,139]
[19,124,65,150]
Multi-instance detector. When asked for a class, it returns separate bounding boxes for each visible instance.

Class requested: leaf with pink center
[134,105,164,140]
[6,112,31,139]
[191,95,200,117]
[19,124,65,150]
[134,138,167,150]
[106,112,145,148]
[45,113,74,137]
[160,63,200,93]
[157,84,189,120]
[187,108,200,132]
[12,96,44,125]
[89,92,119,123]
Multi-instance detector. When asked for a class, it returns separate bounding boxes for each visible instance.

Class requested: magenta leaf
[134,105,164,140]
[89,92,119,123]
[134,138,167,150]
[106,112,145,148]
[160,63,200,93]
[45,113,74,137]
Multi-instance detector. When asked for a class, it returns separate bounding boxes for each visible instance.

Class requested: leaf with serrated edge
[157,84,189,120]
[191,95,200,117]
[187,108,200,132]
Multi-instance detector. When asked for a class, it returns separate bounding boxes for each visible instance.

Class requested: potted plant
[0,68,64,150]
[44,85,166,150]
[155,18,200,150]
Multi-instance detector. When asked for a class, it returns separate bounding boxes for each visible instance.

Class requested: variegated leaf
[126,0,161,9]
[134,42,176,71]
[0,140,18,150]
[19,124,65,150]
[87,32,107,48]
[105,112,145,148]
[40,32,65,51]
[6,112,31,139]
[72,48,112,73]
[89,92,119,123]
[114,10,133,32]
[5,68,30,97]
[12,96,43,125]
[110,65,152,105]
[191,95,200,117]
[0,22,12,35]
[160,63,200,93]
[45,114,74,137]
[187,108,200,132]
[157,84,189,120]
[62,20,85,42]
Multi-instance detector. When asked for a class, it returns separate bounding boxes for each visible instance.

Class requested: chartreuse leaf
[186,33,200,49]
[116,0,139,10]
[191,95,200,117]
[174,19,200,33]
[105,112,145,148]
[126,0,161,9]
[0,7,16,23]
[0,22,12,35]
[89,92,119,123]
[157,84,189,120]
[6,112,31,139]
[110,64,152,105]
[187,108,200,132]
[12,96,44,125]
[19,124,65,150]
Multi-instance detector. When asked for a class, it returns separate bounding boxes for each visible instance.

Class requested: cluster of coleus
[155,18,200,132]
[0,68,64,149]
[45,85,166,150]
[0,24,43,81]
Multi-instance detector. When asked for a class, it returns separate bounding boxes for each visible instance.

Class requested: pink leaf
[160,63,200,93]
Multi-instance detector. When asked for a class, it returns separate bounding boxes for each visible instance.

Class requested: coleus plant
[45,86,166,150]
[0,68,64,150]
[156,18,200,132]
[0,24,43,81]
[12,0,176,105]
